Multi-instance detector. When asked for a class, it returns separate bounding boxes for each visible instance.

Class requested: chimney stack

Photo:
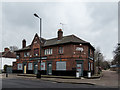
[58,29,63,40]
[4,47,9,52]
[22,39,26,48]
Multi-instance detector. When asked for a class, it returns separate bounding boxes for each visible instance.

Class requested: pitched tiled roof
[15,37,46,52]
[44,35,89,46]
[15,34,94,51]
[15,45,31,52]
[0,51,16,58]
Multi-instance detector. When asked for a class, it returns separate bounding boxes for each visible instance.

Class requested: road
[93,70,119,87]
[1,70,119,88]
[2,78,107,88]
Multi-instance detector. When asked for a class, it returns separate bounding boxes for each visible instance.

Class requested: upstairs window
[16,54,20,59]
[34,48,39,56]
[58,47,63,54]
[24,52,29,57]
[89,62,91,71]
[91,63,93,70]
[44,48,52,55]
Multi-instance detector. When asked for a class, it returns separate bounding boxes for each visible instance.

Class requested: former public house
[13,29,95,77]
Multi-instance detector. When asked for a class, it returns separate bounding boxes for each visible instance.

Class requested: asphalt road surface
[2,78,107,88]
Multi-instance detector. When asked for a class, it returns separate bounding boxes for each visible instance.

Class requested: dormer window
[34,48,39,56]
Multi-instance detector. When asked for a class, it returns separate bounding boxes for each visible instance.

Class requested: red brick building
[1,48,16,58]
[13,29,95,76]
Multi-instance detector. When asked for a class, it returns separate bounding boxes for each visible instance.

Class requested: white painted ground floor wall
[0,57,16,70]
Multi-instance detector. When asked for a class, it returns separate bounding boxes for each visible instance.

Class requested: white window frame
[44,48,53,55]
[91,63,93,70]
[59,47,63,54]
[24,52,29,57]
[44,49,46,55]
[48,49,50,54]
[16,55,20,59]
[89,62,90,71]
[47,49,48,55]
[51,49,53,54]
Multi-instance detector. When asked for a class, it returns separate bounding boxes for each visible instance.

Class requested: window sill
[44,54,53,56]
[34,56,40,57]
[24,56,29,58]
[58,53,64,55]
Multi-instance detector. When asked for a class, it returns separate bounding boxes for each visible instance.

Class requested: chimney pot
[4,47,9,52]
[22,39,26,48]
[58,29,63,40]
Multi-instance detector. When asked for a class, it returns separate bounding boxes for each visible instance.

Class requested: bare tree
[112,44,120,65]
[101,61,110,70]
[94,47,110,71]
[94,47,104,67]
[9,46,18,52]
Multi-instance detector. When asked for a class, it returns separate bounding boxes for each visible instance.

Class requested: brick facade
[13,29,95,76]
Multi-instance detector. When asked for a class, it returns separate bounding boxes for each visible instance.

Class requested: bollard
[6,73,8,77]
[88,72,91,78]
[76,71,79,78]
[37,71,41,78]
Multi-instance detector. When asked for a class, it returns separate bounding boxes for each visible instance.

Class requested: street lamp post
[98,53,101,74]
[34,13,42,78]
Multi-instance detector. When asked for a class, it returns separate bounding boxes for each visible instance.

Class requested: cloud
[2,2,118,60]
[0,2,2,51]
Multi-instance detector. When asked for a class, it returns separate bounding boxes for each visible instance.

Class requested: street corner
[40,77,96,85]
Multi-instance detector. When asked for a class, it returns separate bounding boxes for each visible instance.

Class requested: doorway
[34,64,38,74]
[76,63,83,77]
[23,65,27,74]
[48,63,52,75]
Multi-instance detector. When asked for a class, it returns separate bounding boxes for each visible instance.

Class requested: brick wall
[15,43,94,71]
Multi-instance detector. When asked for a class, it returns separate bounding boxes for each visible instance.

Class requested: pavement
[41,70,118,88]
[1,70,119,88]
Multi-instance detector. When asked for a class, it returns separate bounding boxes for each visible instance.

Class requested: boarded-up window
[56,61,66,70]
[17,63,23,70]
[41,62,45,70]
[28,63,33,70]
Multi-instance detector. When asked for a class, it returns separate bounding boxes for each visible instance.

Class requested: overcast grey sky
[1,1,118,61]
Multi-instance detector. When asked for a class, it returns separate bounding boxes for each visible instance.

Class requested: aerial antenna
[60,23,66,30]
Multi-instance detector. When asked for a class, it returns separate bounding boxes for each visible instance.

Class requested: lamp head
[34,13,39,18]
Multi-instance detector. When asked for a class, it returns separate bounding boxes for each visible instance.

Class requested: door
[48,63,52,75]
[77,63,83,76]
[24,65,26,74]
[34,64,38,74]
